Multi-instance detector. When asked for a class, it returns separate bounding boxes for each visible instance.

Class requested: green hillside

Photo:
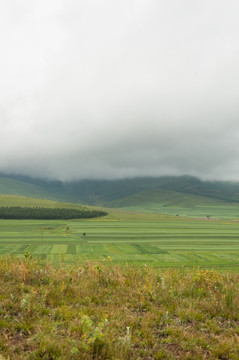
[112,192,239,220]
[0,195,107,220]
[0,194,86,209]
[110,188,239,219]
[111,188,228,208]
[0,177,47,198]
[1,174,239,218]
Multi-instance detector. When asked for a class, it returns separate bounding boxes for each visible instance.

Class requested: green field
[1,195,239,269]
[0,194,89,209]
[1,191,239,359]
[113,189,239,219]
[120,203,239,219]
[1,215,239,269]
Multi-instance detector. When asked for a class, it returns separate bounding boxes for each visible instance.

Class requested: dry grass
[0,256,239,359]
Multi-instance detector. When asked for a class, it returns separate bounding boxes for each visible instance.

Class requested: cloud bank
[1,0,239,181]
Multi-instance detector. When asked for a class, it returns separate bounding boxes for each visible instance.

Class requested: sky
[1,0,239,181]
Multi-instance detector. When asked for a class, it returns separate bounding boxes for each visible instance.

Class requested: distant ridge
[1,173,239,208]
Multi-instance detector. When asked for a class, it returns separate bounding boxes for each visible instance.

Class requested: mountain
[1,173,239,209]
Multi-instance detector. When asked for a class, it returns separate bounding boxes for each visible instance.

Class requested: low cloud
[1,1,239,181]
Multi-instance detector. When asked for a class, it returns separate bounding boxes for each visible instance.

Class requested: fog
[1,1,239,181]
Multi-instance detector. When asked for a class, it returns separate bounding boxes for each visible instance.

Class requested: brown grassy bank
[0,256,239,359]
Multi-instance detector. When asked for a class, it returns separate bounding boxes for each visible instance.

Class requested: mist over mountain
[1,173,239,208]
[1,1,239,181]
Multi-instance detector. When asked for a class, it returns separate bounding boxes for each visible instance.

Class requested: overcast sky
[1,0,239,181]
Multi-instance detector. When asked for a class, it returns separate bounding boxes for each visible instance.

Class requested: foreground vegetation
[0,256,239,359]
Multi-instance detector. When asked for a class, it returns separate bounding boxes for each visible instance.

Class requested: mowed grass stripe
[84,234,239,239]
[51,245,68,254]
[77,243,92,254]
[67,244,76,254]
[92,244,108,255]
[11,244,28,254]
[0,245,17,254]
[117,244,142,254]
[1,218,239,268]
[105,244,123,254]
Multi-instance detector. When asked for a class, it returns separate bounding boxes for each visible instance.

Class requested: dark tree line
[0,207,107,220]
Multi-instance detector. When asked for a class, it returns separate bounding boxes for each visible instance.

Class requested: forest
[0,206,107,219]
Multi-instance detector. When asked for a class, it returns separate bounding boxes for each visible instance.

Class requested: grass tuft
[0,257,239,359]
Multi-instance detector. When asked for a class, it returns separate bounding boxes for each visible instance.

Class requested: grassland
[0,257,239,359]
[112,189,239,219]
[119,203,239,219]
[1,195,239,269]
[1,214,239,269]
[0,195,88,209]
[1,196,239,358]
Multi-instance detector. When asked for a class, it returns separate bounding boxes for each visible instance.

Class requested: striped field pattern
[1,217,239,269]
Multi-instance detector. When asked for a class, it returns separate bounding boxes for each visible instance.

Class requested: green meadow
[1,194,239,269]
[1,215,239,269]
[112,189,239,219]
[119,203,239,219]
[1,196,239,358]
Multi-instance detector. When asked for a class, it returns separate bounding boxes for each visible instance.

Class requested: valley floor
[1,214,239,269]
